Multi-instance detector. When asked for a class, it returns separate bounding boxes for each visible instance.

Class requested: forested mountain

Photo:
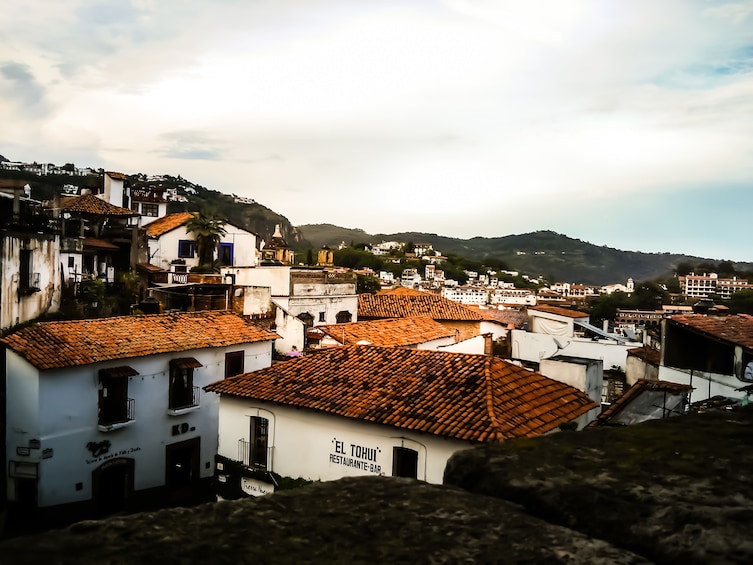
[5,159,750,285]
[297,224,753,286]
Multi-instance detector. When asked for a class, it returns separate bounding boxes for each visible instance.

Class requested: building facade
[1,311,278,526]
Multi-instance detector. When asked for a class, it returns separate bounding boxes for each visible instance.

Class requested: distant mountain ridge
[297,224,752,286]
[4,154,749,284]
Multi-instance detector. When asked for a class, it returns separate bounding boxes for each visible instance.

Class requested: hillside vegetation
[298,224,752,285]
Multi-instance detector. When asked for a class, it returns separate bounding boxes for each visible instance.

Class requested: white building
[511,305,641,372]
[679,272,749,300]
[221,265,358,328]
[205,346,597,497]
[146,212,259,275]
[0,187,61,331]
[1,311,278,525]
[441,285,488,305]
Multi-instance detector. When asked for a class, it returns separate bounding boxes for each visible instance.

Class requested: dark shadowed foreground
[1,407,751,564]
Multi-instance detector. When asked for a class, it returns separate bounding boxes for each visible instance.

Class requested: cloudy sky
[2,1,753,261]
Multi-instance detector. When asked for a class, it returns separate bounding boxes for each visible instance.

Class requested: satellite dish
[744,361,753,382]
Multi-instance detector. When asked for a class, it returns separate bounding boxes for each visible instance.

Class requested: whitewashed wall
[5,341,274,508]
[658,365,749,404]
[511,330,639,372]
[215,398,471,485]
[149,224,257,271]
[539,358,603,406]
[1,234,60,331]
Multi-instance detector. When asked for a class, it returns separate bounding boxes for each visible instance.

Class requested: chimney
[483,333,494,356]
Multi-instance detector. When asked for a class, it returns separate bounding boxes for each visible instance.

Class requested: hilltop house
[145,212,259,275]
[205,346,598,498]
[358,287,484,341]
[1,311,278,526]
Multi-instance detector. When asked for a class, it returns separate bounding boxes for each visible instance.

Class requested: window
[336,310,352,323]
[225,351,245,379]
[19,249,33,292]
[298,312,314,327]
[392,446,418,479]
[218,242,233,266]
[318,312,326,323]
[248,416,269,470]
[169,358,201,410]
[99,367,137,427]
[141,203,159,217]
[177,240,195,258]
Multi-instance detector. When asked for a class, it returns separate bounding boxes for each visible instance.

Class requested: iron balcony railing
[238,439,274,472]
[169,386,200,411]
[99,398,135,427]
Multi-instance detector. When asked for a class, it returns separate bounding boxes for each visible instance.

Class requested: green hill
[297,225,752,285]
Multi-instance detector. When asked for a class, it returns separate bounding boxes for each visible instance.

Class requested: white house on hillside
[1,311,278,527]
[146,213,259,274]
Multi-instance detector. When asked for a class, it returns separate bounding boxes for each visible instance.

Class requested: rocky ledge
[0,407,750,564]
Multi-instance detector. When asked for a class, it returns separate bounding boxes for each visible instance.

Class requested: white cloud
[2,0,753,260]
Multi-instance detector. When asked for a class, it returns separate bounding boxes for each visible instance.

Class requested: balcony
[98,398,135,432]
[167,386,200,415]
[238,439,274,471]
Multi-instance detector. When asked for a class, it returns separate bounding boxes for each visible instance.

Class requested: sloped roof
[318,317,455,347]
[669,314,753,350]
[465,306,528,328]
[627,346,661,365]
[105,171,127,180]
[1,311,279,371]
[83,237,120,250]
[144,212,195,237]
[529,304,589,319]
[358,287,483,321]
[596,379,692,425]
[59,193,137,216]
[205,346,597,443]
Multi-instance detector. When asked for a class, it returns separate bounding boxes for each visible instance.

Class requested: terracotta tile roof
[627,346,661,365]
[318,317,455,347]
[145,212,195,237]
[529,304,589,319]
[59,193,137,216]
[669,314,753,350]
[596,379,692,425]
[1,311,279,371]
[466,306,528,328]
[359,287,484,321]
[205,346,597,443]
[83,237,120,250]
[105,171,127,180]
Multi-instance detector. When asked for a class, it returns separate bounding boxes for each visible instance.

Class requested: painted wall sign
[329,437,382,474]
[85,444,141,465]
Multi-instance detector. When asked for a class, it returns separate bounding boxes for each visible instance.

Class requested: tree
[356,273,381,294]
[185,212,226,269]
[306,249,314,265]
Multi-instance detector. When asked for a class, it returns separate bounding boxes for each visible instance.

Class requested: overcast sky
[2,1,753,261]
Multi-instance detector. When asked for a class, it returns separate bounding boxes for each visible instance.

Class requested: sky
[2,1,753,261]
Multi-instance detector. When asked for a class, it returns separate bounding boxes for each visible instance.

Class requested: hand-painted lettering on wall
[85,445,141,465]
[329,437,382,474]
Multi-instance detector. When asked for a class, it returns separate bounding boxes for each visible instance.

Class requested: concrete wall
[1,233,60,331]
[658,365,749,404]
[539,357,603,407]
[626,356,659,386]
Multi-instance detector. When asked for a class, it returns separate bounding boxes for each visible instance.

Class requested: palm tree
[185,212,227,270]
